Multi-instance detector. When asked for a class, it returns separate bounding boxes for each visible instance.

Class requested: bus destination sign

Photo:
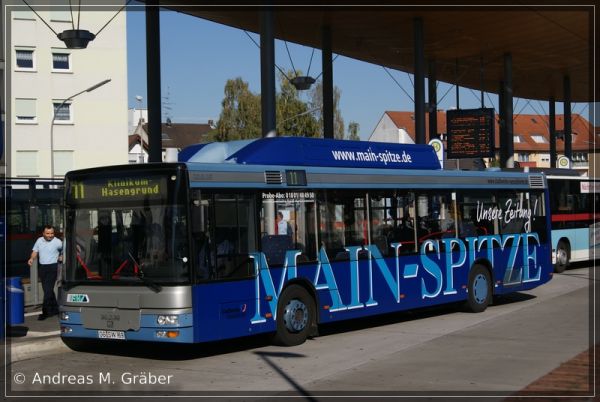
[68,176,167,204]
[446,108,495,159]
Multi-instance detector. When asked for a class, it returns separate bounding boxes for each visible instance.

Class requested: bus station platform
[5,304,68,362]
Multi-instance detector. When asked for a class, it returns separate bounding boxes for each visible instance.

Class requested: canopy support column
[260,8,276,137]
[145,1,162,162]
[322,25,334,139]
[414,18,425,144]
[549,98,557,167]
[563,76,572,161]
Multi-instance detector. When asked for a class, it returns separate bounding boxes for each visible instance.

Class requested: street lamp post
[50,78,111,178]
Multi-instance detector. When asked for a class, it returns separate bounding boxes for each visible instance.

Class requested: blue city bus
[59,137,553,346]
[546,172,599,272]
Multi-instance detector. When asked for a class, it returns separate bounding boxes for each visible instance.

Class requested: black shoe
[37,314,48,321]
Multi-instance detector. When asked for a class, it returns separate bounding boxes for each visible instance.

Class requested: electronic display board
[67,176,168,204]
[65,167,186,206]
[446,108,495,159]
[285,170,307,186]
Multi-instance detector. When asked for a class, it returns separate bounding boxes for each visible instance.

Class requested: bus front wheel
[272,285,315,346]
[466,265,492,313]
[555,241,570,273]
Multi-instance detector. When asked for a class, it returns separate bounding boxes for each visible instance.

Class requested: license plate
[98,330,125,340]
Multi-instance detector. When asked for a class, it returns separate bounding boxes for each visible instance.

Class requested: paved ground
[2,265,597,399]
[4,305,68,362]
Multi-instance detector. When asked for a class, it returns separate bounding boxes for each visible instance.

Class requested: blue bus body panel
[191,281,274,343]
[181,137,441,170]
[188,233,552,342]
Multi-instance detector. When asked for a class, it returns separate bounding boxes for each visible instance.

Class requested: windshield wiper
[128,252,162,293]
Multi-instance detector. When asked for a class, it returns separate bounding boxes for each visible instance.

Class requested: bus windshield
[64,166,190,285]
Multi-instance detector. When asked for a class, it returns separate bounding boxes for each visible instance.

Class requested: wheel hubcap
[473,274,488,304]
[283,299,308,333]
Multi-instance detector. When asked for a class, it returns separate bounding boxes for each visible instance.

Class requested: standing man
[275,211,288,235]
[28,225,62,320]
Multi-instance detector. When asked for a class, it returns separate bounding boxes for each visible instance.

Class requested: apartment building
[6,5,128,178]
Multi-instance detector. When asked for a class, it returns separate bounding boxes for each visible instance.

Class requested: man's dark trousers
[39,263,59,316]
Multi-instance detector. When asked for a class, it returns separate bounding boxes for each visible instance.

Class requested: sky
[125,7,591,141]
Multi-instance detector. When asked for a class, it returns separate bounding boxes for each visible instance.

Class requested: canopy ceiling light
[57,29,96,49]
[23,0,130,49]
[245,30,319,91]
[290,76,316,91]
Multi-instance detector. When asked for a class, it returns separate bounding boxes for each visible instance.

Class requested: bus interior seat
[373,235,388,254]
[335,248,369,261]
[261,234,293,266]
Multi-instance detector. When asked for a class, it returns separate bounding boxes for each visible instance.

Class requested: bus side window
[214,193,256,279]
[416,192,453,252]
[318,190,367,261]
[529,191,547,243]
[191,191,213,281]
[371,190,417,256]
[457,191,495,238]
[260,191,318,266]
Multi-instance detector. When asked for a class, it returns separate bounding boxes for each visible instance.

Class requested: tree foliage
[309,81,345,139]
[347,121,360,141]
[213,72,345,141]
[213,77,261,141]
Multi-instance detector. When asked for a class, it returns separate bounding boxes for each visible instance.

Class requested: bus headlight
[157,315,179,325]
[60,312,70,321]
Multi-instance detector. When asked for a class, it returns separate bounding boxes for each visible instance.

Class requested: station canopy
[155,3,594,103]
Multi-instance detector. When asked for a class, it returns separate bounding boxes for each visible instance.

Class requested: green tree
[214,73,345,141]
[347,121,360,141]
[276,70,320,137]
[212,77,261,141]
[309,81,345,139]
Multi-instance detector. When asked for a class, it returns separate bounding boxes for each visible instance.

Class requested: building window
[15,98,37,123]
[13,10,36,20]
[53,151,74,176]
[513,135,523,143]
[53,101,72,122]
[16,151,38,176]
[518,153,530,162]
[52,52,70,71]
[50,10,71,22]
[531,135,548,144]
[15,48,35,70]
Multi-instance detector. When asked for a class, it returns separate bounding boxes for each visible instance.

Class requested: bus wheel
[466,265,491,313]
[555,241,570,273]
[272,285,315,346]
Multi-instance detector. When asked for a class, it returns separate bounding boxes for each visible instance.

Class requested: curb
[10,336,69,363]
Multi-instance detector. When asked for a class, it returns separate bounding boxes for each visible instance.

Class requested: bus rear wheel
[554,240,570,273]
[466,265,492,313]
[272,285,315,346]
